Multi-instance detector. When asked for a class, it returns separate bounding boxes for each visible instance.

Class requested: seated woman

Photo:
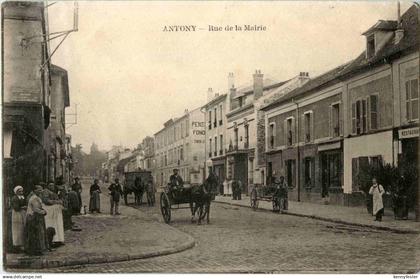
[40,183,65,247]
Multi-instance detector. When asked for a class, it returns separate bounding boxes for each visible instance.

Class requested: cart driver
[169,168,184,191]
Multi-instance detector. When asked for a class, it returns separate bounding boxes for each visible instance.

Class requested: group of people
[222,179,243,200]
[8,177,84,255]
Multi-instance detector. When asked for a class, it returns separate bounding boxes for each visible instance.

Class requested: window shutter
[351,102,356,134]
[329,105,332,138]
[310,112,314,142]
[362,99,367,133]
[284,119,287,146]
[291,118,295,144]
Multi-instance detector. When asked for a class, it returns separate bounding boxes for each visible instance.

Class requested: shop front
[211,157,226,194]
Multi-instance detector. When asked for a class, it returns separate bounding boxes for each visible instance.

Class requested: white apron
[43,204,65,242]
[11,209,26,246]
[369,184,384,215]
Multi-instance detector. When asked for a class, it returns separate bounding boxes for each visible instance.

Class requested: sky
[47,1,413,152]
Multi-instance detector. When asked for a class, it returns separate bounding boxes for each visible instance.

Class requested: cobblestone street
[30,192,420,273]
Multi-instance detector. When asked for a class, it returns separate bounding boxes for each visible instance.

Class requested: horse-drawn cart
[160,184,195,224]
[123,170,153,205]
[249,185,281,212]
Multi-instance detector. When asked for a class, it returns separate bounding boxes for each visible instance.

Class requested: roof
[362,20,397,35]
[233,78,285,99]
[340,5,418,78]
[262,5,419,111]
[261,62,351,111]
[202,93,227,109]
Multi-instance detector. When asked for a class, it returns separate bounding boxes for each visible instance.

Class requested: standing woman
[369,178,385,222]
[89,179,101,213]
[10,186,27,252]
[25,185,47,255]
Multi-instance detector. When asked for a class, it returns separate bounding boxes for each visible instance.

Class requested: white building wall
[343,130,394,194]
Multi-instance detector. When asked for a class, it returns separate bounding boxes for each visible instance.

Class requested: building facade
[225,70,309,194]
[154,108,205,187]
[2,2,52,195]
[262,5,419,206]
[202,88,228,193]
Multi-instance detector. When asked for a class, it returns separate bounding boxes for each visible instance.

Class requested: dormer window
[366,34,375,58]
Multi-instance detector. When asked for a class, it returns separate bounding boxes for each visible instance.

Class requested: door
[321,152,342,197]
[234,154,248,194]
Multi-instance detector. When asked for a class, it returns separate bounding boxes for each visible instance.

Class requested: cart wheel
[250,188,259,211]
[160,192,171,224]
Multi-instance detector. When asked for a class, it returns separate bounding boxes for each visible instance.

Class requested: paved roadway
[37,191,419,273]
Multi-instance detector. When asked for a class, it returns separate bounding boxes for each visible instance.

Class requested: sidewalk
[5,182,195,269]
[215,195,420,234]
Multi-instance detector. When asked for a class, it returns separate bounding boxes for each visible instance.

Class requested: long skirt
[44,204,65,242]
[89,191,101,212]
[25,213,47,255]
[12,209,26,246]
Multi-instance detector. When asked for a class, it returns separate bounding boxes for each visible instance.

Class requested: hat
[34,185,43,191]
[13,185,23,194]
[173,168,179,172]
[39,182,47,188]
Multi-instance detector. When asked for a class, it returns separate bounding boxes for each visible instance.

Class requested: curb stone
[214,200,420,234]
[6,232,195,269]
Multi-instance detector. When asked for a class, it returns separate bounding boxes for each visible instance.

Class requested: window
[180,146,184,161]
[219,135,223,155]
[369,95,378,130]
[406,79,419,121]
[366,34,375,58]
[353,99,367,135]
[219,104,223,125]
[269,123,275,148]
[330,103,340,137]
[185,119,189,137]
[244,124,249,148]
[285,117,294,146]
[214,108,217,127]
[304,112,313,142]
[214,136,217,156]
[208,111,212,129]
[209,138,212,158]
[239,97,243,107]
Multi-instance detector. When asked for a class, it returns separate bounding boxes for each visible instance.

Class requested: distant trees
[71,143,106,177]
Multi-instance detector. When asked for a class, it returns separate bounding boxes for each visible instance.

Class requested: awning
[3,129,13,159]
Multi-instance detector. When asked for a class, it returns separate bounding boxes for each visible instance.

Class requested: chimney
[394,1,404,44]
[230,86,237,99]
[253,70,264,100]
[228,72,235,91]
[206,88,214,102]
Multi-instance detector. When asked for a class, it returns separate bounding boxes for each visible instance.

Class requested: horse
[124,177,145,205]
[189,173,219,225]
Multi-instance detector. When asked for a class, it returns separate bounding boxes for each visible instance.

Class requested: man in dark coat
[71,177,83,213]
[169,169,184,190]
[108,178,123,215]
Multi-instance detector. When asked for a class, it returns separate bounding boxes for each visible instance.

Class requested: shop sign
[398,127,419,139]
[318,141,341,152]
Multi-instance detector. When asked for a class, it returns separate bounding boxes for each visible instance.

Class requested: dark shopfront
[212,157,225,194]
[226,152,248,195]
[318,141,343,205]
[398,127,419,166]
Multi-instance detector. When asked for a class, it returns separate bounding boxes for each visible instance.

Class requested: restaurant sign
[398,127,419,139]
